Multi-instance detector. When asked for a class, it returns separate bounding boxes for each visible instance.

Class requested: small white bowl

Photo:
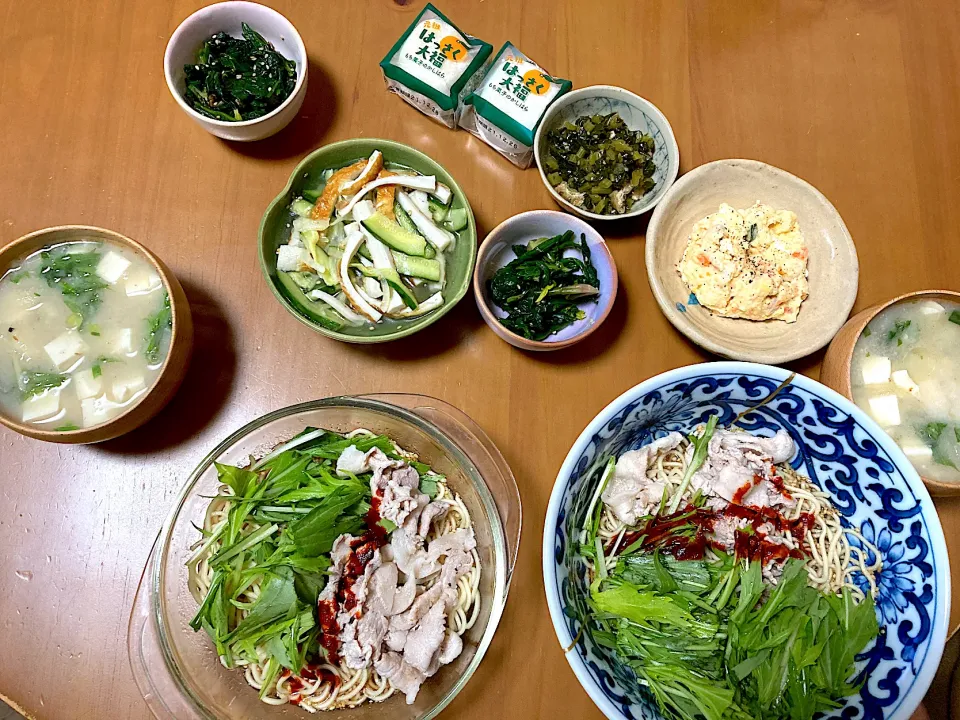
[163,1,307,142]
[534,85,680,221]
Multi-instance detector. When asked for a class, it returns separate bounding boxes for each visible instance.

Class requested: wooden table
[1,0,959,718]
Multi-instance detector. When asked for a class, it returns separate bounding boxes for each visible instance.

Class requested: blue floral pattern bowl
[542,362,949,720]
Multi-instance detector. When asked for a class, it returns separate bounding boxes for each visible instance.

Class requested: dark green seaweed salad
[183,23,297,122]
[542,112,657,215]
[487,230,599,341]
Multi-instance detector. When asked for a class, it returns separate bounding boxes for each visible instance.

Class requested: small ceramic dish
[473,210,617,351]
[534,85,680,221]
[821,289,960,497]
[163,1,307,142]
[259,138,478,343]
[0,226,193,444]
[645,158,859,364]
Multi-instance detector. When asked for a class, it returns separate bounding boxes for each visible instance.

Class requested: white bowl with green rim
[534,85,680,220]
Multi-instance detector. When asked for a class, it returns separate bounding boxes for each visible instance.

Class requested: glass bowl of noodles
[128,395,520,720]
[543,362,949,720]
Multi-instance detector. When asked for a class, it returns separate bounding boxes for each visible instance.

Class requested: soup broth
[0,240,172,430]
[851,298,960,483]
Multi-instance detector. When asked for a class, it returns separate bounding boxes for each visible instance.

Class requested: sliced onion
[307,289,366,326]
[338,229,383,322]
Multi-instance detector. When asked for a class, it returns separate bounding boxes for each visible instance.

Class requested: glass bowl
[128,394,520,719]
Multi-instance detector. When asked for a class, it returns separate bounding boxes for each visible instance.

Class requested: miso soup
[0,240,172,430]
[851,298,960,483]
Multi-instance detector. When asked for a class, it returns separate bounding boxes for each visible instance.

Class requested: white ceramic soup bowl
[543,361,949,720]
[163,1,308,142]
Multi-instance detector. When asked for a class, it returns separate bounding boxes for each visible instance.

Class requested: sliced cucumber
[393,252,441,282]
[291,198,314,217]
[427,197,449,224]
[443,207,468,232]
[394,201,420,236]
[360,212,428,257]
[286,271,319,292]
[301,168,333,202]
[277,271,344,330]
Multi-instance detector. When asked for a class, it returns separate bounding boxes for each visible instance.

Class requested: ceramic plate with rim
[645,159,858,363]
[259,139,477,343]
[543,361,949,720]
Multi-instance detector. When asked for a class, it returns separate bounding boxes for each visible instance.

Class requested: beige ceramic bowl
[645,159,859,364]
[821,289,960,497]
[0,226,193,444]
[473,210,618,351]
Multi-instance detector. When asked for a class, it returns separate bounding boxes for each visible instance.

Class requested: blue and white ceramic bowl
[534,85,680,220]
[543,362,949,720]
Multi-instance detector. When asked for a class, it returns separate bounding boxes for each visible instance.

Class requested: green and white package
[379,4,492,129]
[459,42,572,168]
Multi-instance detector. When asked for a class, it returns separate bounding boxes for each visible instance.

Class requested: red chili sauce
[317,490,387,664]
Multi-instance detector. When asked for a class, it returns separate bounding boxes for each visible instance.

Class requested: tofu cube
[44,330,87,370]
[73,368,102,400]
[96,251,132,285]
[81,395,117,427]
[125,268,161,296]
[900,438,934,461]
[917,300,944,315]
[110,373,146,403]
[892,369,921,398]
[22,389,61,422]
[868,394,902,427]
[106,328,135,356]
[861,356,891,385]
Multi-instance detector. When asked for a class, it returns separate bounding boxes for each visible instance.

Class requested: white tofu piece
[22,389,61,422]
[44,330,87,370]
[861,356,892,385]
[869,394,902,427]
[106,327,135,356]
[892,369,921,398]
[916,300,944,315]
[276,245,307,272]
[96,251,131,285]
[900,438,933,461]
[110,373,146,403]
[73,368,102,400]
[81,395,118,427]
[125,268,161,296]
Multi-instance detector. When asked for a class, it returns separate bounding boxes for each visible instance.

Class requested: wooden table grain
[1,1,958,718]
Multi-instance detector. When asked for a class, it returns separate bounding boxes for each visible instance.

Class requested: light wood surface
[1,1,959,718]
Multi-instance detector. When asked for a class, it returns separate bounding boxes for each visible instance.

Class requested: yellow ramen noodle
[678,202,809,323]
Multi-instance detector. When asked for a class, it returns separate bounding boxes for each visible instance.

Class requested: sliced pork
[688,429,795,509]
[322,452,475,703]
[601,432,684,525]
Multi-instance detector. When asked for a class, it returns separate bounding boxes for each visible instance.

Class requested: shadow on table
[96,280,237,454]
[583,211,651,242]
[220,58,338,161]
